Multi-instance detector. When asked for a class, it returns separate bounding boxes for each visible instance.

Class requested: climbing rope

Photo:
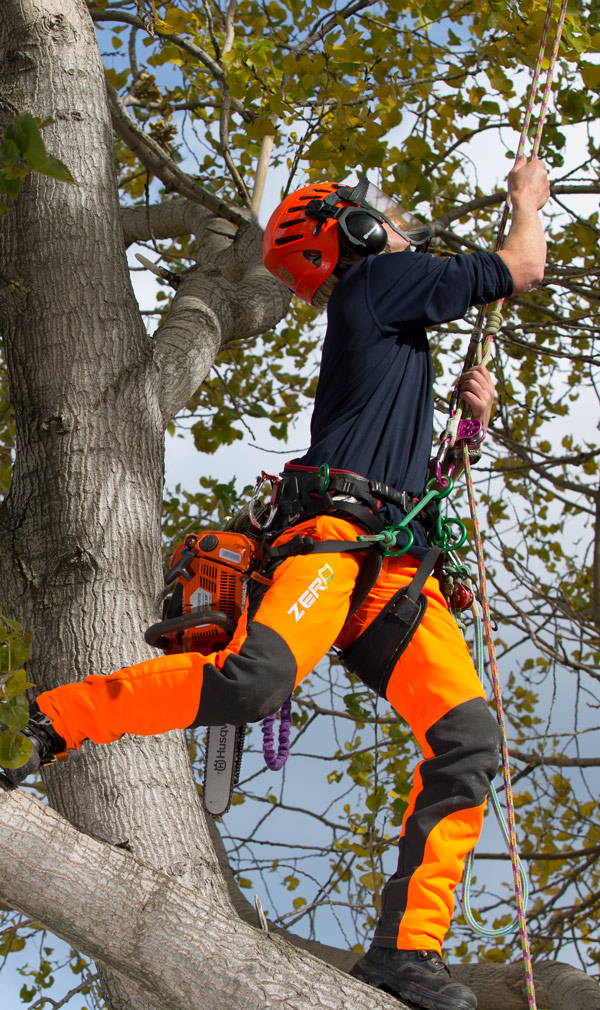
[437,4,569,1007]
[437,0,569,479]
[461,598,530,940]
[463,451,539,1008]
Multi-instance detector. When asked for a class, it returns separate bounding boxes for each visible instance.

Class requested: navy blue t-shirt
[295,249,513,555]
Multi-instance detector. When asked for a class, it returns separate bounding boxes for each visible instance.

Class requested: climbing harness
[249,461,428,537]
[145,463,447,811]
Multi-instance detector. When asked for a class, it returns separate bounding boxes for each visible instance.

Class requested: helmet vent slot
[279,217,305,228]
[274,234,303,245]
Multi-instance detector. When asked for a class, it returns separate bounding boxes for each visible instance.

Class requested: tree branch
[152,220,290,424]
[92,9,226,83]
[511,750,600,768]
[472,844,600,861]
[433,183,600,231]
[0,787,409,1010]
[106,83,249,227]
[120,198,215,247]
[292,0,379,56]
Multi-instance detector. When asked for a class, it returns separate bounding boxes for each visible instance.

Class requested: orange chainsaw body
[146,530,258,655]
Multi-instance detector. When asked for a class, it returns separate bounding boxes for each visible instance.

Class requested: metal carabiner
[248,472,281,531]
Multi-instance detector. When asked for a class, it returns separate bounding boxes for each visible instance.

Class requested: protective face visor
[353,179,432,250]
[306,177,433,255]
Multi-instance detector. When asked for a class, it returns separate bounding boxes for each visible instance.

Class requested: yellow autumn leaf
[156,8,189,34]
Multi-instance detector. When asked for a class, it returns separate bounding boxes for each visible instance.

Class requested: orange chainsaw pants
[37,514,500,954]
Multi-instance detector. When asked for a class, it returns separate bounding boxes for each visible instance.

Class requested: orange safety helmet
[263,179,432,305]
[263,182,347,304]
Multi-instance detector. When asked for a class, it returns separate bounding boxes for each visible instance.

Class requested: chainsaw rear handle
[144,607,235,651]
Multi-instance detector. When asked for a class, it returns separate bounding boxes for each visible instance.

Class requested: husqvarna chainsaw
[145,529,256,816]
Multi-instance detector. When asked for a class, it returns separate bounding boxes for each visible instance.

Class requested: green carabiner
[383,526,414,557]
[433,516,467,551]
[357,523,414,557]
[425,475,454,501]
[318,462,331,494]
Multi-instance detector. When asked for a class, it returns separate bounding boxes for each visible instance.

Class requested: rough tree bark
[0,2,283,1008]
[0,3,598,1010]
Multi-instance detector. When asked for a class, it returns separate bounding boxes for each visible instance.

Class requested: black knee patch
[192,621,297,727]
[425,696,502,797]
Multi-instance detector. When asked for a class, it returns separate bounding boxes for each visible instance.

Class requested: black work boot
[0,701,67,788]
[350,947,477,1010]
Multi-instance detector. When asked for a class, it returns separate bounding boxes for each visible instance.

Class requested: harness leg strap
[341,546,442,697]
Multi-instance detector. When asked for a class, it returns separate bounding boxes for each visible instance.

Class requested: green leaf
[0,668,34,701]
[18,114,48,171]
[581,62,600,89]
[359,871,385,890]
[37,155,75,184]
[0,728,33,769]
[0,693,29,729]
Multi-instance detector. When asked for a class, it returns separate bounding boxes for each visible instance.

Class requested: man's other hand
[457,365,495,431]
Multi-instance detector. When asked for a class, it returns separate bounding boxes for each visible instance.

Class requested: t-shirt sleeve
[364,250,513,330]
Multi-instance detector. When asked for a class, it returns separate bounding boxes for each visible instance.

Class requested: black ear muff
[339,209,388,255]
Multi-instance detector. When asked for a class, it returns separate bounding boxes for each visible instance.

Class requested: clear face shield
[339,178,433,252]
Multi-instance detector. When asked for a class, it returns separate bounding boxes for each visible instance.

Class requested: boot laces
[417,951,448,973]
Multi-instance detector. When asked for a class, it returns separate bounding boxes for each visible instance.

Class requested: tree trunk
[0,3,236,1007]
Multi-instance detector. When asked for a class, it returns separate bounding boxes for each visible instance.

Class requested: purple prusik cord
[261,696,292,770]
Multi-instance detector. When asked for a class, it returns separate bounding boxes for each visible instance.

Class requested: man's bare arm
[497,157,550,294]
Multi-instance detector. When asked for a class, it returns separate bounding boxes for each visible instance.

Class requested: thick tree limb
[205,820,600,1010]
[0,787,406,1010]
[119,194,290,427]
[120,198,215,247]
[153,219,290,424]
[2,787,597,1010]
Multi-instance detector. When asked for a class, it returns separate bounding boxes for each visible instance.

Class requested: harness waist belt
[276,462,420,535]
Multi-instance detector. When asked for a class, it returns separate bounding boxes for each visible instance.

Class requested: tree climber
[1,157,550,1010]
